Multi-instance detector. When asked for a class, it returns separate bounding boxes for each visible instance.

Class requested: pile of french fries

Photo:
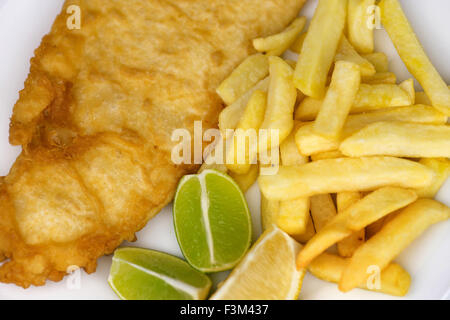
[208,0,450,297]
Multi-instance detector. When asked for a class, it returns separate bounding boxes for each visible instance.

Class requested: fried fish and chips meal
[1,0,449,300]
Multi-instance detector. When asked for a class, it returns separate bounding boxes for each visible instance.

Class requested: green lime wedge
[108,248,211,300]
[173,169,252,273]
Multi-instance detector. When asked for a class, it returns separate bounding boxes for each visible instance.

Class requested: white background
[0,0,449,300]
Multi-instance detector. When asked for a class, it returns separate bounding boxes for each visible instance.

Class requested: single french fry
[261,191,313,241]
[296,105,447,155]
[339,105,446,128]
[216,54,269,105]
[254,17,307,56]
[292,213,316,244]
[380,0,450,116]
[339,199,450,292]
[278,129,310,236]
[346,190,418,231]
[258,157,433,201]
[226,90,267,174]
[290,32,307,54]
[347,0,375,54]
[278,197,311,236]
[229,164,259,193]
[352,80,414,113]
[258,57,297,153]
[335,36,375,76]
[308,253,411,296]
[310,194,337,232]
[362,72,396,85]
[261,194,278,232]
[219,77,269,136]
[416,158,450,198]
[295,81,414,120]
[336,192,365,257]
[362,52,389,73]
[340,122,450,158]
[296,187,417,267]
[311,150,344,161]
[294,0,347,98]
[314,61,361,139]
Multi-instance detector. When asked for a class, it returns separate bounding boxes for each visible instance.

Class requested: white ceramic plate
[0,0,448,300]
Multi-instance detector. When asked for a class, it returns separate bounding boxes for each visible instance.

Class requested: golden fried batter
[0,0,305,287]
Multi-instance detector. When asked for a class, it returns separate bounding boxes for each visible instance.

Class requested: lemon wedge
[210,226,305,300]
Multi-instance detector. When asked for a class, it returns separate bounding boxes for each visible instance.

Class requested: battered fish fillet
[0,0,305,287]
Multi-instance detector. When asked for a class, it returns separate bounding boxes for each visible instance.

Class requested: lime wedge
[173,169,252,272]
[108,248,211,300]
